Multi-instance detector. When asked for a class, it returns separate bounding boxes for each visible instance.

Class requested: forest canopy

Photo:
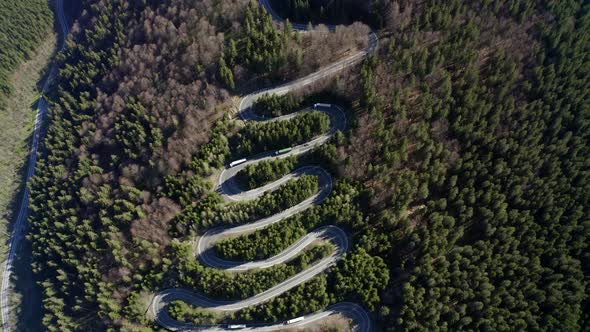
[24,0,590,331]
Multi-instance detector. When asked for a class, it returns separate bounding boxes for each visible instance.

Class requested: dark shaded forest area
[26,0,589,331]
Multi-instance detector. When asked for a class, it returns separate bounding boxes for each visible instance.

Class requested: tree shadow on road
[8,235,43,332]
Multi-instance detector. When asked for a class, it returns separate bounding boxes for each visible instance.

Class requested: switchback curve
[151,1,378,331]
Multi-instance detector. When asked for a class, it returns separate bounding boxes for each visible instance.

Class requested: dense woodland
[219,1,369,88]
[25,0,590,331]
[269,0,375,26]
[235,155,300,189]
[252,93,302,117]
[171,174,320,236]
[339,0,589,330]
[233,111,329,156]
[0,0,53,109]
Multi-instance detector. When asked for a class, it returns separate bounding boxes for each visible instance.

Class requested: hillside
[335,0,590,330]
[27,0,374,330]
[0,0,53,107]
[26,0,589,331]
[0,0,54,229]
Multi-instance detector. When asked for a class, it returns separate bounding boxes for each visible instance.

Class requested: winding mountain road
[0,0,70,331]
[151,1,378,331]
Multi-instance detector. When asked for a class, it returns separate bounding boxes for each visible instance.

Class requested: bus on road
[314,103,331,108]
[228,324,247,329]
[286,316,305,324]
[229,159,247,168]
[274,147,292,155]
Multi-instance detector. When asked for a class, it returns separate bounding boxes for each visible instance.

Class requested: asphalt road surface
[152,1,379,331]
[0,0,70,331]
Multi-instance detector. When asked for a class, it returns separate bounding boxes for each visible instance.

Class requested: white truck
[286,316,305,324]
[229,159,247,168]
[314,103,331,108]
